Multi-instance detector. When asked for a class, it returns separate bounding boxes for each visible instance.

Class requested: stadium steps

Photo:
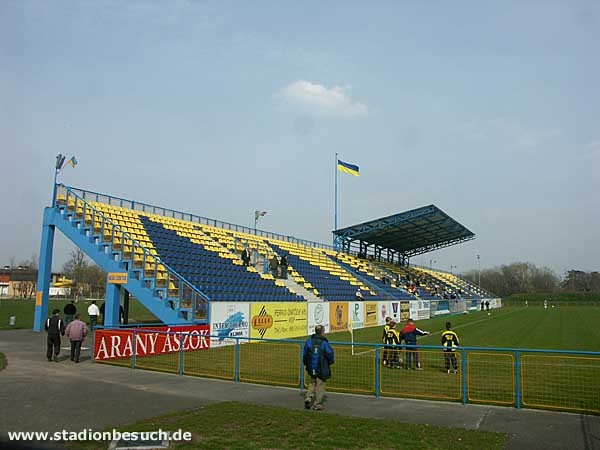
[279,276,321,302]
[52,194,207,324]
[137,216,304,302]
[197,225,302,299]
[329,254,415,301]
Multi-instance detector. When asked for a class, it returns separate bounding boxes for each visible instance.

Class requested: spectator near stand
[303,325,335,411]
[441,321,460,373]
[64,313,88,363]
[401,319,429,370]
[45,309,65,362]
[63,300,77,326]
[383,321,402,368]
[381,317,392,365]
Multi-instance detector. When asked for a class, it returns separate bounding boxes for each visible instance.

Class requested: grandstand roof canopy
[333,205,475,258]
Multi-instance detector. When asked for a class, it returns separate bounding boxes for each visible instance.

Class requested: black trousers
[47,335,61,360]
[444,351,458,370]
[70,341,82,362]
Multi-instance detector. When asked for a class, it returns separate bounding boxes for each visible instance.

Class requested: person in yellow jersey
[441,321,460,373]
[384,321,402,368]
[381,317,392,366]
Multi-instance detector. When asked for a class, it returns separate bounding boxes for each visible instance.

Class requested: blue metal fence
[93,328,600,414]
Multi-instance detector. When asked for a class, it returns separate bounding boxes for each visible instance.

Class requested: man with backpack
[303,325,335,411]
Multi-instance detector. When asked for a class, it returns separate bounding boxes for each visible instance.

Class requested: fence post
[235,338,240,383]
[375,345,380,398]
[131,328,136,370]
[515,350,521,409]
[461,347,467,405]
[179,333,184,376]
[299,343,305,391]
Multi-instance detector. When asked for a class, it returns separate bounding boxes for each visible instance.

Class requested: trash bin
[9,316,16,326]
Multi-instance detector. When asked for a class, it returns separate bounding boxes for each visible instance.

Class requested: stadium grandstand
[32,184,491,330]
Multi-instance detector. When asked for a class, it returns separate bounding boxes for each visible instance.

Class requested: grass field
[336,306,600,351]
[0,298,159,330]
[68,401,507,450]
[97,305,600,414]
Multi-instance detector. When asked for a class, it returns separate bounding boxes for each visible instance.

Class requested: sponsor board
[329,302,348,332]
[390,302,400,321]
[94,324,210,361]
[210,302,250,347]
[400,301,410,321]
[107,272,128,284]
[364,302,378,327]
[250,302,307,339]
[308,302,330,334]
[378,301,391,325]
[349,302,364,330]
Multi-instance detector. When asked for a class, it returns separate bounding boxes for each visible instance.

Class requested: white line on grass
[426,308,522,337]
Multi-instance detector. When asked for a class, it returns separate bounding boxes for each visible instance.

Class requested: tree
[62,249,106,299]
[461,262,559,297]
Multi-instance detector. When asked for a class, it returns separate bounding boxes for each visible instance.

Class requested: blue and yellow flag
[337,160,360,176]
[68,156,78,168]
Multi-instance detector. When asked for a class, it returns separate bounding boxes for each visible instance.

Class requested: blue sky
[1,0,598,275]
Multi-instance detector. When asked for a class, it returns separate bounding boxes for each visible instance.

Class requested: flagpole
[334,152,338,234]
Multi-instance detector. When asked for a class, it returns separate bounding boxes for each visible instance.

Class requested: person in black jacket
[303,325,335,411]
[63,300,77,326]
[45,309,65,362]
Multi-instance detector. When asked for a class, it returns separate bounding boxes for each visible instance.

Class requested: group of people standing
[44,299,103,364]
[382,317,460,373]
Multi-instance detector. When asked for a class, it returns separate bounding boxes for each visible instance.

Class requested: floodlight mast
[52,154,66,206]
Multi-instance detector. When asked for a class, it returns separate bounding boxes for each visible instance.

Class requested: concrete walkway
[0,330,599,450]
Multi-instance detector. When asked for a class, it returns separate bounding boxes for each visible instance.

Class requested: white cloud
[277,80,368,118]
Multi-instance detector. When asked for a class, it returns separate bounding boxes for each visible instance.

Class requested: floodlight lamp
[55,154,66,170]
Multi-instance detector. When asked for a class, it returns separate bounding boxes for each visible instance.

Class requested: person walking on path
[87,300,100,332]
[303,325,335,411]
[64,314,88,363]
[63,300,77,326]
[45,309,65,362]
[441,321,460,373]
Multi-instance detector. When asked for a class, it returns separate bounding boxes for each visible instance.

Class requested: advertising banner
[377,301,391,325]
[210,302,250,347]
[250,302,307,339]
[400,301,410,321]
[390,301,400,321]
[364,302,378,327]
[349,301,364,330]
[308,302,330,334]
[94,324,211,361]
[329,301,349,332]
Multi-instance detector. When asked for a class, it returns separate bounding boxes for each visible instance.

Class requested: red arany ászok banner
[93,325,210,361]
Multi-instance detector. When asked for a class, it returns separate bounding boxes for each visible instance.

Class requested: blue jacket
[303,334,334,380]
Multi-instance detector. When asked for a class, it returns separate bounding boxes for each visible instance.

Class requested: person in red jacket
[400,319,429,370]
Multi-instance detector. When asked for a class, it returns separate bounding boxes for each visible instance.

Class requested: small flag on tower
[67,156,78,168]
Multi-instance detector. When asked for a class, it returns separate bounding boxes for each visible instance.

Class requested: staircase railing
[62,184,333,251]
[55,184,210,322]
